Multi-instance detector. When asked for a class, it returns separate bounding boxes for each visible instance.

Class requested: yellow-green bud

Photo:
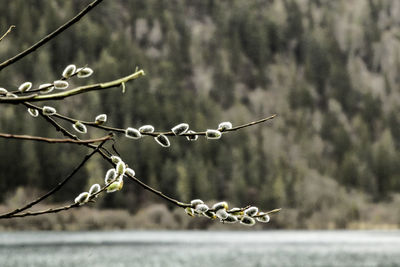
[18,82,32,92]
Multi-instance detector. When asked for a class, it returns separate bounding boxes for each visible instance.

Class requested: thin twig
[0,132,112,144]
[0,0,103,71]
[0,70,145,103]
[0,25,15,42]
[0,139,108,219]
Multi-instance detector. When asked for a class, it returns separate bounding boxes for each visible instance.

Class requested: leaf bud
[125,167,135,177]
[62,64,76,78]
[185,207,194,217]
[244,207,259,217]
[18,82,32,92]
[53,80,69,90]
[256,213,270,223]
[116,161,126,176]
[42,106,56,116]
[240,215,256,226]
[6,93,17,98]
[39,83,54,94]
[0,88,8,95]
[203,210,216,219]
[212,201,228,211]
[73,121,87,134]
[186,130,198,141]
[95,114,107,125]
[111,156,121,164]
[74,192,89,204]
[224,214,239,223]
[195,204,209,213]
[105,169,117,184]
[89,184,101,195]
[190,199,204,207]
[138,125,155,133]
[125,127,142,139]
[171,123,189,135]
[77,67,93,78]
[154,134,170,147]
[216,209,229,220]
[27,108,39,117]
[206,129,222,140]
[106,181,123,193]
[218,121,233,131]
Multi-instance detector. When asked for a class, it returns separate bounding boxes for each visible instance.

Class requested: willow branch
[0,25,15,42]
[0,0,103,71]
[0,132,112,144]
[0,70,145,103]
[0,139,108,219]
[24,103,276,138]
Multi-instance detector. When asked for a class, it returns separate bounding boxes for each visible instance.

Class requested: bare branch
[0,25,15,42]
[0,138,109,219]
[24,102,276,138]
[0,0,103,71]
[0,70,145,103]
[0,132,112,144]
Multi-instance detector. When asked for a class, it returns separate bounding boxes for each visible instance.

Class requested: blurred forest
[1,0,400,230]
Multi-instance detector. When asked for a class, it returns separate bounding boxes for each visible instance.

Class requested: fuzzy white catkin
[195,204,209,213]
[125,168,135,177]
[206,129,222,140]
[6,93,17,98]
[212,201,228,211]
[73,121,87,134]
[105,169,117,184]
[74,192,89,204]
[95,114,107,125]
[89,184,101,195]
[218,121,233,131]
[155,134,170,147]
[171,123,189,135]
[39,83,54,94]
[27,108,39,117]
[116,161,126,176]
[106,181,122,193]
[240,215,256,226]
[244,207,259,217]
[111,156,122,164]
[125,127,142,139]
[186,130,198,141]
[77,67,93,78]
[53,80,69,89]
[138,125,155,133]
[190,199,204,207]
[42,106,56,115]
[256,214,270,223]
[62,64,76,78]
[0,88,8,94]
[216,209,229,220]
[18,82,32,92]
[224,214,239,223]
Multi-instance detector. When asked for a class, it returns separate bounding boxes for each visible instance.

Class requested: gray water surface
[0,230,399,267]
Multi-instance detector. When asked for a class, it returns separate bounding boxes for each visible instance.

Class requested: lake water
[0,230,399,266]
